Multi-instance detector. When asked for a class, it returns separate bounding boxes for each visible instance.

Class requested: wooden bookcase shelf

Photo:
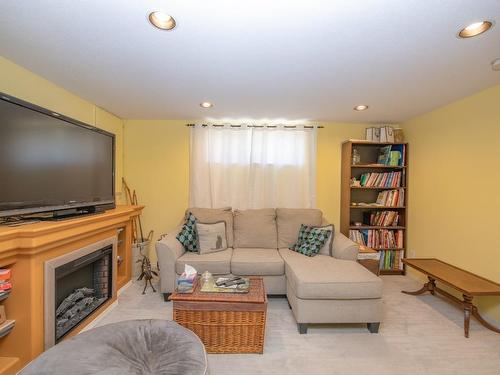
[350,226,406,230]
[351,186,407,190]
[341,140,408,275]
[351,165,407,169]
[350,206,405,209]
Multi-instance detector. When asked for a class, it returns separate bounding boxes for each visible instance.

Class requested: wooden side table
[403,258,500,338]
[357,245,380,276]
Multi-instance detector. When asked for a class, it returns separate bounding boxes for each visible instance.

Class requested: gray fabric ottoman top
[20,319,208,375]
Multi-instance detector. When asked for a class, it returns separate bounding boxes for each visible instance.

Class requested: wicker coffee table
[169,277,267,353]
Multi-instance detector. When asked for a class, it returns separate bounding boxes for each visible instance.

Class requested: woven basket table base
[170,277,267,354]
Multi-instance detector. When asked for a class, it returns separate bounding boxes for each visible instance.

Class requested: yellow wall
[402,84,500,323]
[123,120,367,261]
[0,56,124,198]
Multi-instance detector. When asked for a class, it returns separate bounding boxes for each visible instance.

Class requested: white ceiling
[1,0,500,123]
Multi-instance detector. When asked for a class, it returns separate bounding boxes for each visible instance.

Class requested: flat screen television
[0,93,115,219]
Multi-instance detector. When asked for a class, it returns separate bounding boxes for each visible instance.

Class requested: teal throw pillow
[293,227,332,257]
[176,212,199,252]
[290,224,314,251]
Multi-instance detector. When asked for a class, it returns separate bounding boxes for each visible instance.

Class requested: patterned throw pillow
[291,227,332,257]
[176,212,199,252]
[290,224,314,251]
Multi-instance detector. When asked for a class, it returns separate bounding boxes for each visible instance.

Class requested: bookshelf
[341,140,408,275]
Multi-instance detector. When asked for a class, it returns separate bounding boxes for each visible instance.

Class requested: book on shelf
[379,250,404,271]
[377,145,391,165]
[0,269,12,298]
[362,211,400,227]
[375,144,405,166]
[375,189,404,207]
[359,171,402,188]
[349,229,404,249]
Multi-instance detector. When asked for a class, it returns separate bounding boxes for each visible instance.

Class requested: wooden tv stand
[0,205,143,375]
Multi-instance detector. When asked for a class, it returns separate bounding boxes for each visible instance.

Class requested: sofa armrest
[332,232,359,261]
[156,226,185,294]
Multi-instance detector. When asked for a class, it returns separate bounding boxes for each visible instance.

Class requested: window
[189,124,317,209]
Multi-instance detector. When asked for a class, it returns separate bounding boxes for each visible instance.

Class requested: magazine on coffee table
[200,277,250,293]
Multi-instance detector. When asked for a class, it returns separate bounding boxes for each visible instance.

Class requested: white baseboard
[80,280,132,332]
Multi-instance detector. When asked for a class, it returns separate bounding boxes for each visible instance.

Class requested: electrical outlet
[407,249,416,258]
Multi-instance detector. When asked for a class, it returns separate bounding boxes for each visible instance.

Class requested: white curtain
[189,124,317,209]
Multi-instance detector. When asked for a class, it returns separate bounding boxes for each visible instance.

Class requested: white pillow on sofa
[196,221,228,255]
[318,224,334,256]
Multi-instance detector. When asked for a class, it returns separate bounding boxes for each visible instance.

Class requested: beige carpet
[95,276,500,375]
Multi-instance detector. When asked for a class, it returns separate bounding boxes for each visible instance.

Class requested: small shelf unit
[341,140,409,275]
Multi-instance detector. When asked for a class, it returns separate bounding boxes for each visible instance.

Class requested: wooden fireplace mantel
[0,205,143,375]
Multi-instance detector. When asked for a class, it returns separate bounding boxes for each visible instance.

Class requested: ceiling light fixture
[492,58,500,71]
[458,21,493,38]
[148,11,176,30]
[353,105,369,111]
[200,102,213,108]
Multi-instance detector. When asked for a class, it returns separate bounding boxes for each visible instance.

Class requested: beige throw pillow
[196,221,228,255]
[318,224,334,256]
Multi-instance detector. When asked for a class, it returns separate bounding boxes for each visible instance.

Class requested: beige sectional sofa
[156,207,383,333]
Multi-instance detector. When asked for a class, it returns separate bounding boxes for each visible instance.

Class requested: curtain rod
[186,124,324,129]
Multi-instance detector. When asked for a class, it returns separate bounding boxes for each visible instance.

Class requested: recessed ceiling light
[492,58,500,71]
[148,11,176,31]
[353,105,369,111]
[458,21,493,38]
[51,112,60,117]
[200,102,214,108]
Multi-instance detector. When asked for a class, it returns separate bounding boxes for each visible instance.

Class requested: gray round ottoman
[20,320,208,375]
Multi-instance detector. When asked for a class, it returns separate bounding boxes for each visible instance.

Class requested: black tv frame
[0,92,116,220]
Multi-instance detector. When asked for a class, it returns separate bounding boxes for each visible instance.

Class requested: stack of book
[0,269,12,301]
[359,171,402,188]
[379,250,404,271]
[375,189,405,207]
[363,211,400,227]
[377,144,406,166]
[349,229,404,249]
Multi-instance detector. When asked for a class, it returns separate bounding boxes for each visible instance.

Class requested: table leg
[472,305,500,334]
[463,294,473,338]
[402,277,436,295]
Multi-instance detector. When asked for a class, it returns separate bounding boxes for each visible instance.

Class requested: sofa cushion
[188,207,234,247]
[279,248,382,300]
[231,248,284,276]
[176,248,233,275]
[276,208,322,248]
[233,208,277,248]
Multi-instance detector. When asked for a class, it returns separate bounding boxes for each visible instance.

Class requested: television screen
[0,94,115,218]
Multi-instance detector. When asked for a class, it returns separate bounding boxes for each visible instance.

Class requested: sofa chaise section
[279,248,383,333]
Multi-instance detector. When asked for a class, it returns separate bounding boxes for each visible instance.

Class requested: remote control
[215,276,241,286]
[224,279,246,287]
